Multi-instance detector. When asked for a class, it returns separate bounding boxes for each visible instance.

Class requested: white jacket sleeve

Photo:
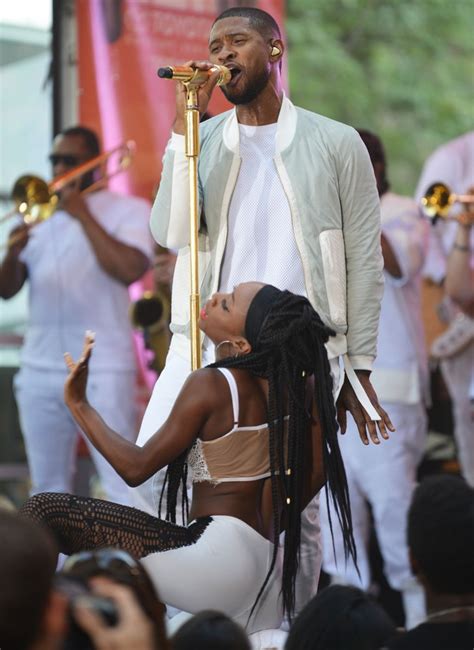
[338,129,384,371]
[150,133,203,249]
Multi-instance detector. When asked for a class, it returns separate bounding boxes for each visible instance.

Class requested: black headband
[245,285,282,348]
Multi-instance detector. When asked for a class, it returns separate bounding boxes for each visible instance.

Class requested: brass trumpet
[1,141,135,248]
[421,182,474,222]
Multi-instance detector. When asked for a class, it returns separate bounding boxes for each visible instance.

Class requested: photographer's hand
[73,577,158,650]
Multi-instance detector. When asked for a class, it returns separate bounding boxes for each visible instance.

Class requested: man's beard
[220,65,271,105]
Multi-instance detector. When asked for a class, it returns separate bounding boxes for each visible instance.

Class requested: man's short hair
[61,125,101,157]
[213,7,281,39]
[0,511,58,650]
[408,474,474,594]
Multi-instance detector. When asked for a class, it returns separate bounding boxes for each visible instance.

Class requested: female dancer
[20,282,356,633]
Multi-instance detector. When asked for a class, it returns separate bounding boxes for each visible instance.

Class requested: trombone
[421,182,474,222]
[1,141,135,248]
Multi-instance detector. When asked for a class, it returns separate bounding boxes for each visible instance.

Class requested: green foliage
[286,0,474,194]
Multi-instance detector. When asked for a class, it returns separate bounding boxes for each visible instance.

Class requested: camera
[55,574,119,650]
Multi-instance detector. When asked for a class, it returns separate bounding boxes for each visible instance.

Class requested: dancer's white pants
[141,515,283,634]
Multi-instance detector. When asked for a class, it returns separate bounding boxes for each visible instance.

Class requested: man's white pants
[14,367,137,505]
[131,341,329,614]
[320,401,427,627]
[131,348,197,517]
[440,342,474,487]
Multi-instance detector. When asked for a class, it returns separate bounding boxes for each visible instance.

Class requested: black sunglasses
[49,153,82,167]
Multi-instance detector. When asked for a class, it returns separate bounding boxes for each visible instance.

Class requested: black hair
[160,289,356,623]
[213,6,281,39]
[61,125,101,157]
[0,511,58,650]
[171,610,250,650]
[357,129,390,195]
[285,585,397,650]
[408,474,474,594]
[61,548,164,631]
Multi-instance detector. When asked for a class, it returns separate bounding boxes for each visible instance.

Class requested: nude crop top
[187,368,276,485]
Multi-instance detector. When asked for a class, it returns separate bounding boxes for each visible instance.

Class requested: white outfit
[153,96,383,391]
[133,123,350,618]
[141,514,283,635]
[321,191,429,628]
[14,189,154,504]
[218,123,322,615]
[219,123,306,296]
[439,345,474,486]
[415,132,474,486]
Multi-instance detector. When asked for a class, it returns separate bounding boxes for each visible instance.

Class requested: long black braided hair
[159,288,356,622]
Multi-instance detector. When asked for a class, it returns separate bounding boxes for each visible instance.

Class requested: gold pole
[184,85,202,370]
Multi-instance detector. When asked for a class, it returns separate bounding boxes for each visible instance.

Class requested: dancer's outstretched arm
[64,332,215,487]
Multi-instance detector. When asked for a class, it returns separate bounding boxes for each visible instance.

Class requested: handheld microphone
[157,65,231,86]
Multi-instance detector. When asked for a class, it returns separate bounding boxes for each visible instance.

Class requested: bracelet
[453,243,470,252]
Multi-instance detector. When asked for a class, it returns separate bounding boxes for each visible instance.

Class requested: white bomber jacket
[151,96,384,411]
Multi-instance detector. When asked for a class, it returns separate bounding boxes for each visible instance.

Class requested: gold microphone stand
[183,81,202,370]
[180,66,230,370]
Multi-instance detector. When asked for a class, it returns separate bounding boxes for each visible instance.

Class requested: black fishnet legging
[19,492,211,559]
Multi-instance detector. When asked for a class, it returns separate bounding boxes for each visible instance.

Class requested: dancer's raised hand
[64,330,95,407]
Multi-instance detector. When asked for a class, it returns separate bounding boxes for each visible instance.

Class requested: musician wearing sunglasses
[0,125,154,506]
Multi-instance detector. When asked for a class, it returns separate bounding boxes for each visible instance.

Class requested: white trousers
[14,367,137,505]
[320,401,427,625]
[141,515,283,634]
[132,341,328,615]
[440,342,474,487]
